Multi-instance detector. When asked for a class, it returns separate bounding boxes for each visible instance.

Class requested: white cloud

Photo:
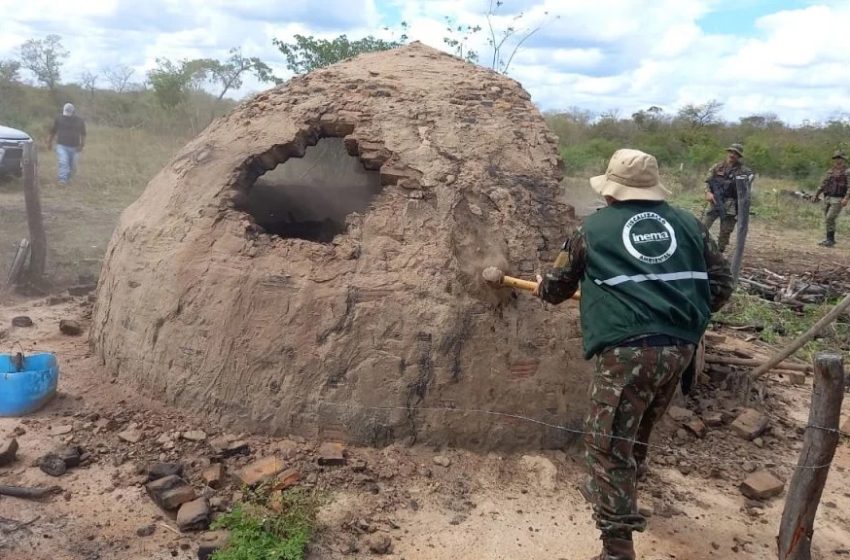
[1,0,849,124]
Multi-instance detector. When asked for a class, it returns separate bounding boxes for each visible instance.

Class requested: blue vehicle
[0,124,32,181]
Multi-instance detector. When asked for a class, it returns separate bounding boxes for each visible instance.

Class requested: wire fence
[318,400,848,472]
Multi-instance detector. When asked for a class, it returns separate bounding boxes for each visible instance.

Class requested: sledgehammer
[481,267,580,300]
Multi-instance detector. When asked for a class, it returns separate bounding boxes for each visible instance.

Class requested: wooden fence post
[777,351,845,560]
[21,141,47,279]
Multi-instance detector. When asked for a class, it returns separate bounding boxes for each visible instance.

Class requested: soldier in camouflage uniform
[702,143,754,252]
[813,150,849,247]
[536,149,733,560]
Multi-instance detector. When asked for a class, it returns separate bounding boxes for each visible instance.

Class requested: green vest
[579,201,711,358]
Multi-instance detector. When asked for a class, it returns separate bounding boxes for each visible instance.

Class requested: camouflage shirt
[704,160,753,199]
[540,216,733,313]
[816,166,850,199]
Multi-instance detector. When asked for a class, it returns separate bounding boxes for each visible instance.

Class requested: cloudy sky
[2,0,849,124]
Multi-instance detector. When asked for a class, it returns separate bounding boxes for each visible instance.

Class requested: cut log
[704,354,811,372]
[0,484,60,499]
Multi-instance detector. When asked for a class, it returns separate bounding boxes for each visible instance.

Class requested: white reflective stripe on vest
[594,271,709,286]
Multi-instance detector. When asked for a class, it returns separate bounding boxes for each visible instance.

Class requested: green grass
[211,488,319,560]
[714,292,850,362]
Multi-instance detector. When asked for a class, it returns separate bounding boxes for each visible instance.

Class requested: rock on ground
[176,497,211,532]
[181,430,207,442]
[38,453,68,477]
[667,406,694,423]
[202,464,225,488]
[146,475,196,510]
[11,316,33,327]
[318,442,346,466]
[365,533,393,555]
[59,319,83,336]
[147,462,184,481]
[731,409,769,441]
[685,418,707,438]
[433,455,452,468]
[50,424,74,436]
[118,428,144,444]
[136,524,156,537]
[272,468,300,491]
[0,438,19,466]
[197,530,230,560]
[54,446,83,468]
[237,456,284,486]
[520,455,558,492]
[740,470,785,500]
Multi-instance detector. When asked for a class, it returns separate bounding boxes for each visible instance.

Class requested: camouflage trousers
[823,197,844,234]
[703,198,737,252]
[585,344,695,548]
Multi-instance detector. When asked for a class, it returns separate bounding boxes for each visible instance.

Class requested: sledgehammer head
[482,266,504,285]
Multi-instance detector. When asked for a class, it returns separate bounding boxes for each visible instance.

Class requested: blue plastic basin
[0,352,59,416]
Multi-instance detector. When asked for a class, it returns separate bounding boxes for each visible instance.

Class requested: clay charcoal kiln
[92,43,591,449]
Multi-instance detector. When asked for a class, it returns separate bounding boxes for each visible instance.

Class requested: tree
[443,17,481,63]
[272,28,407,75]
[484,0,559,74]
[0,60,21,105]
[79,70,98,98]
[207,48,277,101]
[439,1,558,74]
[147,58,213,109]
[676,100,724,128]
[19,34,69,91]
[632,106,665,131]
[103,64,135,93]
[0,60,21,85]
[739,112,782,129]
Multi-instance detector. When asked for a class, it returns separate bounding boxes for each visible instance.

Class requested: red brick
[146,475,196,510]
[667,406,694,423]
[731,408,768,440]
[237,456,284,486]
[740,470,784,500]
[318,442,346,466]
[272,468,301,491]
[202,464,225,489]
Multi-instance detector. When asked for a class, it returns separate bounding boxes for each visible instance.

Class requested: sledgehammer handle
[501,275,582,300]
[501,275,540,292]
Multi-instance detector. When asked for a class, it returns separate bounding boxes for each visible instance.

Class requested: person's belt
[616,334,687,348]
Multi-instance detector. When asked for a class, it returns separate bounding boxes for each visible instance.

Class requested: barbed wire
[317,401,847,471]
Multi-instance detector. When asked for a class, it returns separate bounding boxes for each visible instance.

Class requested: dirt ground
[2,232,850,559]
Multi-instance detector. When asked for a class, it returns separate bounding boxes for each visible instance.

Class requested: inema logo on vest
[631,231,670,244]
[622,212,678,264]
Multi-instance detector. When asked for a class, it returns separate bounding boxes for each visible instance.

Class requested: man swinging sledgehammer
[535,149,733,560]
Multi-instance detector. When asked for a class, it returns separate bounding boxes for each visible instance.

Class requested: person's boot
[590,537,636,560]
[820,231,836,247]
